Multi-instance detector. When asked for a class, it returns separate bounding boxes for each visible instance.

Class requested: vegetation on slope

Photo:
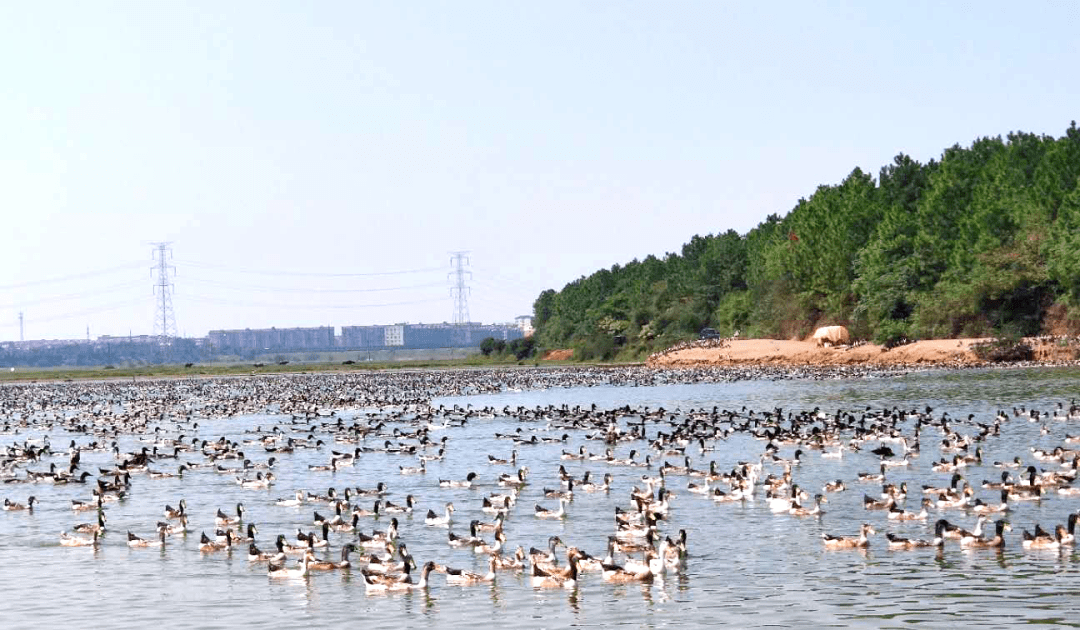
[532,123,1080,360]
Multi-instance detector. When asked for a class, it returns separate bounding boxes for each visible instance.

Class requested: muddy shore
[646,337,1080,369]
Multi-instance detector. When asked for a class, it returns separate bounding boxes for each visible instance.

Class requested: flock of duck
[1,370,1080,599]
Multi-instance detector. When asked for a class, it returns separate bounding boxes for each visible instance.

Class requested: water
[4,366,1080,628]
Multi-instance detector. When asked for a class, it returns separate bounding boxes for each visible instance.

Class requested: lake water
[3,366,1080,629]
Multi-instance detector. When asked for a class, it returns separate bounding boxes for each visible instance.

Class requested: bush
[971,330,1034,362]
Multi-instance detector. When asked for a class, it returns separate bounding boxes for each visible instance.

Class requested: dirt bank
[647,338,1079,369]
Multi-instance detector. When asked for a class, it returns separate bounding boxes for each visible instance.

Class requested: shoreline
[646,337,1080,369]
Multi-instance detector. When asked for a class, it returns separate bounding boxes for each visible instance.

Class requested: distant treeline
[0,339,207,368]
[532,123,1080,360]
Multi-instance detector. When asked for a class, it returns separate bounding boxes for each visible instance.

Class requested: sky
[1,1,1077,340]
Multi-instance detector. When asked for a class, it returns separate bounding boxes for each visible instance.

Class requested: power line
[182,295,449,310]
[469,277,538,302]
[180,277,448,294]
[0,299,147,328]
[0,281,146,309]
[174,260,446,278]
[0,261,145,290]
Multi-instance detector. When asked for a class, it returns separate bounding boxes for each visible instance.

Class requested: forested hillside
[532,123,1080,360]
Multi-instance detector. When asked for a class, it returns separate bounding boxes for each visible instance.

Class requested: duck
[971,489,1011,514]
[2,496,36,511]
[164,499,187,519]
[59,530,100,547]
[789,494,827,517]
[1007,485,1043,501]
[481,496,512,515]
[148,465,188,479]
[225,523,259,543]
[959,520,1011,548]
[215,503,245,526]
[357,518,399,549]
[823,479,846,493]
[863,494,896,510]
[127,528,167,548]
[612,529,657,554]
[399,461,426,475]
[1021,524,1060,550]
[821,445,845,460]
[473,529,506,555]
[363,560,436,592]
[491,547,528,571]
[73,512,107,535]
[297,523,331,549]
[687,478,711,495]
[330,513,360,533]
[711,486,748,503]
[352,500,382,518]
[940,515,987,540]
[71,496,104,512]
[579,472,613,493]
[447,522,482,548]
[268,553,312,579]
[936,485,974,509]
[886,520,947,549]
[473,512,506,534]
[440,472,478,488]
[237,472,274,489]
[489,450,518,465]
[199,530,233,552]
[361,543,413,575]
[425,502,454,527]
[382,495,416,514]
[307,459,338,473]
[857,464,886,483]
[441,556,497,585]
[887,498,932,521]
[354,482,388,497]
[1058,513,1080,545]
[534,498,568,519]
[248,539,286,563]
[528,536,565,568]
[275,491,305,507]
[922,473,964,497]
[498,468,529,489]
[822,523,875,549]
[601,552,664,583]
[767,486,803,513]
[306,544,357,570]
[568,544,608,573]
[530,553,579,588]
[543,480,574,501]
[276,534,311,556]
[158,516,189,536]
[981,471,1013,490]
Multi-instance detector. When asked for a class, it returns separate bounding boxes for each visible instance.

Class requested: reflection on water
[2,367,1080,628]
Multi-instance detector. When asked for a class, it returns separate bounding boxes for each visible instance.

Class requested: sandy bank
[647,337,1079,369]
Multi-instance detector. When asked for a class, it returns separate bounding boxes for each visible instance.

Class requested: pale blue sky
[1,1,1076,340]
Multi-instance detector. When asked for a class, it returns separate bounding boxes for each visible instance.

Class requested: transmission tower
[449,251,471,326]
[151,242,178,347]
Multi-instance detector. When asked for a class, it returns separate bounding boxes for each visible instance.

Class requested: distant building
[6,320,522,360]
[515,315,534,336]
[384,325,404,347]
[208,326,335,352]
[339,325,386,349]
